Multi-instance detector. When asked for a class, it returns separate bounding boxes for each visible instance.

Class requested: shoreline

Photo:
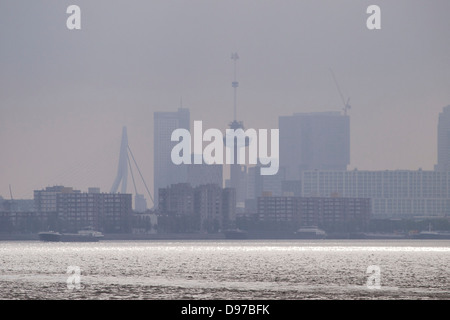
[0,232,448,241]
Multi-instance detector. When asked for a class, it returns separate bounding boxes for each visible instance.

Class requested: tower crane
[329,68,351,116]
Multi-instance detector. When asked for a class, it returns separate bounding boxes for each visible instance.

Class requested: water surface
[0,240,449,299]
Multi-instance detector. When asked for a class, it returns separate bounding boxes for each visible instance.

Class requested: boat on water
[294,226,327,239]
[38,231,62,242]
[349,232,407,239]
[223,228,248,239]
[412,231,450,240]
[410,223,450,240]
[38,229,104,242]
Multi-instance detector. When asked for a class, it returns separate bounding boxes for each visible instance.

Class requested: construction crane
[329,68,351,116]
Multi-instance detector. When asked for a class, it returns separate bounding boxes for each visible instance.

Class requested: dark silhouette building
[158,183,236,232]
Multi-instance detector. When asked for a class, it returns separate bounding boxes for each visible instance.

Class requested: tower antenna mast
[231,52,239,121]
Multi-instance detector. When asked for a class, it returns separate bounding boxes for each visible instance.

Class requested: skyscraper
[187,154,223,188]
[279,112,350,180]
[153,108,190,207]
[436,105,450,171]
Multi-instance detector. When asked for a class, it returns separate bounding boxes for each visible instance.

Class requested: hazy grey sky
[1,0,449,200]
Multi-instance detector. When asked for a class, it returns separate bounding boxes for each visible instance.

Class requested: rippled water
[0,240,449,299]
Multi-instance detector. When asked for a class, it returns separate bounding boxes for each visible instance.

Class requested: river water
[0,240,449,300]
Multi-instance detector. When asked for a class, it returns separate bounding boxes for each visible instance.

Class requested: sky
[1,0,449,201]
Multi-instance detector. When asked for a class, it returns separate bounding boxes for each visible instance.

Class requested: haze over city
[1,0,450,200]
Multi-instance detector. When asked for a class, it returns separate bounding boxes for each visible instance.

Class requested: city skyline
[1,1,450,199]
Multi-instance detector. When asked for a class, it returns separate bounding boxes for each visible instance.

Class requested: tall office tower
[154,108,190,207]
[436,105,450,171]
[244,166,285,213]
[187,154,223,188]
[247,165,285,199]
[279,112,350,180]
[225,164,248,210]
